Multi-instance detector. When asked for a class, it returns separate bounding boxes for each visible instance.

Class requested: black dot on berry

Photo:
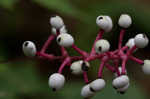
[57,37,61,42]
[52,88,56,92]
[120,91,125,94]
[90,87,95,92]
[113,86,117,90]
[99,17,103,20]
[82,66,89,71]
[143,34,146,38]
[98,46,102,52]
[82,62,89,71]
[82,62,86,66]
[124,50,127,53]
[24,42,29,47]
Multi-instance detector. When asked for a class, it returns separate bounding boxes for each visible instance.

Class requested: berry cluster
[22,14,150,98]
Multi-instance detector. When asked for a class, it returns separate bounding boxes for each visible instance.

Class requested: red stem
[114,60,121,76]
[70,56,84,61]
[118,29,126,49]
[36,52,63,60]
[127,45,137,55]
[61,47,68,57]
[121,58,127,75]
[40,35,56,53]
[129,56,144,64]
[122,46,129,51]
[98,61,106,78]
[58,57,71,74]
[83,71,89,84]
[72,44,88,57]
[105,63,115,72]
[90,29,104,55]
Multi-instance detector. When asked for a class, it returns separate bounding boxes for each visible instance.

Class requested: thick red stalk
[40,35,56,53]
[121,58,128,75]
[129,56,144,64]
[105,63,115,72]
[83,71,89,84]
[90,29,104,55]
[127,45,137,55]
[118,29,126,49]
[72,44,88,57]
[61,47,68,57]
[58,57,71,74]
[36,52,63,60]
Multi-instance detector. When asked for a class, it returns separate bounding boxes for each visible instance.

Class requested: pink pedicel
[35,27,141,82]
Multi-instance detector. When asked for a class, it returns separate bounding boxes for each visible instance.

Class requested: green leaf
[0,0,18,10]
[32,0,86,19]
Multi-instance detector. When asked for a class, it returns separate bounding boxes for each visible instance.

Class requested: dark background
[0,0,150,99]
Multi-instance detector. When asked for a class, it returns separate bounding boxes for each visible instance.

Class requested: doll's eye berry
[134,33,149,48]
[22,41,37,57]
[70,60,83,75]
[48,73,65,91]
[56,33,74,47]
[22,14,150,98]
[90,79,105,92]
[118,14,132,28]
[95,39,110,54]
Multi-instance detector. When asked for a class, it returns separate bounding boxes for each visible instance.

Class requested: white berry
[22,41,37,57]
[50,15,64,29]
[96,15,113,32]
[95,39,110,54]
[51,26,67,35]
[142,60,150,75]
[56,33,74,47]
[105,16,113,32]
[126,38,135,49]
[71,60,90,72]
[118,14,132,28]
[90,79,105,92]
[134,34,149,48]
[81,84,95,98]
[48,73,65,91]
[117,82,129,93]
[70,60,83,75]
[112,75,129,88]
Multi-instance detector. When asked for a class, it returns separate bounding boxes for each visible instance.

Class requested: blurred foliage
[0,0,150,99]
[0,0,18,9]
[0,61,148,99]
[32,0,86,18]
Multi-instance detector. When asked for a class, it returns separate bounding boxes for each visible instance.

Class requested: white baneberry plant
[22,14,149,98]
